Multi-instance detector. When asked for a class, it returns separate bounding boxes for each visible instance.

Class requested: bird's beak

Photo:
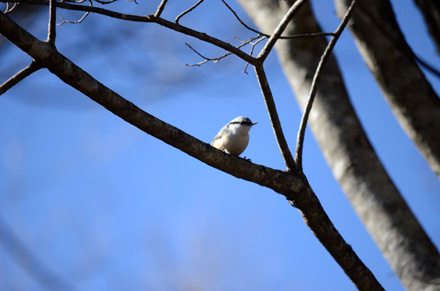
[252,122,258,126]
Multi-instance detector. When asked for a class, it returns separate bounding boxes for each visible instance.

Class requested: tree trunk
[238,0,440,289]
[335,0,440,178]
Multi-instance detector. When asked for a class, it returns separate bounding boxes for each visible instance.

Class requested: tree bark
[335,0,440,178]
[238,0,440,290]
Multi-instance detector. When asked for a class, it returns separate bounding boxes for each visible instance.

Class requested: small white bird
[211,116,257,157]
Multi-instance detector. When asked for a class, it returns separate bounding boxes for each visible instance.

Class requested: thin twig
[185,42,227,66]
[154,0,167,18]
[94,0,116,4]
[58,10,89,25]
[47,0,57,44]
[175,0,203,24]
[255,65,296,171]
[221,0,333,40]
[258,0,308,61]
[58,0,91,25]
[221,0,261,35]
[295,0,358,170]
[185,35,262,67]
[234,36,266,73]
[0,61,41,95]
[4,2,18,13]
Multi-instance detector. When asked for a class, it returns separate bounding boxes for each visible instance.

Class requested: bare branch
[58,12,88,24]
[3,0,256,64]
[221,0,261,35]
[234,35,266,73]
[258,0,308,61]
[221,0,334,40]
[47,0,56,44]
[254,65,296,171]
[57,0,91,25]
[185,42,230,66]
[185,35,263,67]
[4,1,18,13]
[0,61,41,95]
[94,0,117,4]
[154,0,167,18]
[295,0,357,170]
[175,0,203,24]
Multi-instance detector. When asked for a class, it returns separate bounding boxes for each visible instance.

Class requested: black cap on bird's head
[229,116,258,126]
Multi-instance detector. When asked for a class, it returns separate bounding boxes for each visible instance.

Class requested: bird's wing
[211,126,230,146]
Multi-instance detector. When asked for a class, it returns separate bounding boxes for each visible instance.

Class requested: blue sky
[1,0,439,290]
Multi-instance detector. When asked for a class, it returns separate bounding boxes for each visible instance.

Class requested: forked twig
[58,0,91,25]
[234,36,266,73]
[185,35,263,67]
[295,0,358,170]
[4,2,18,13]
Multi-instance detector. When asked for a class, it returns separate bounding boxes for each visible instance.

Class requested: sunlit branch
[154,0,167,18]
[255,65,296,171]
[295,0,358,170]
[4,1,18,13]
[47,0,56,43]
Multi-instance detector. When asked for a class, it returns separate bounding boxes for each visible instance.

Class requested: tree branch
[185,35,263,67]
[47,0,56,44]
[154,0,168,18]
[0,10,298,196]
[221,0,334,40]
[258,0,308,61]
[295,0,357,170]
[0,61,41,95]
[254,65,296,171]
[4,0,256,64]
[175,0,203,24]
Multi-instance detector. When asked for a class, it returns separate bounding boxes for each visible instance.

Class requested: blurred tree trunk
[414,0,440,53]
[238,0,440,290]
[335,0,440,179]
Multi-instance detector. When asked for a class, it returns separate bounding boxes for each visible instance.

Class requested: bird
[211,116,257,157]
